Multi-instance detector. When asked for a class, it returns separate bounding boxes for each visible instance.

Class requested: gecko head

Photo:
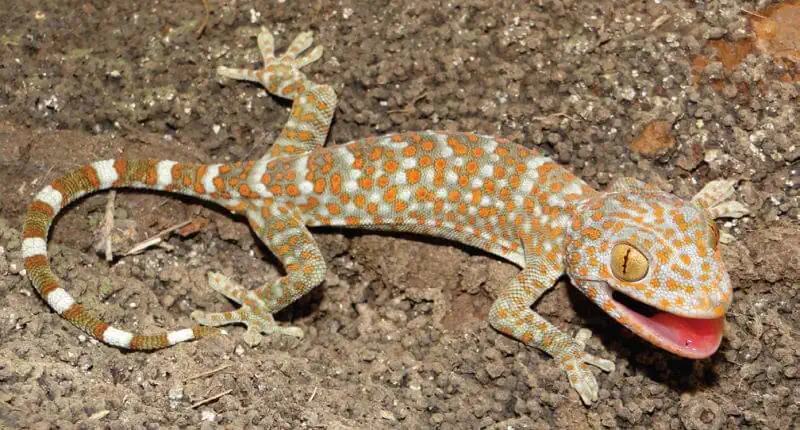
[564,178,732,359]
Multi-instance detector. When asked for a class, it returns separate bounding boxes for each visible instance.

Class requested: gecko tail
[21,159,224,350]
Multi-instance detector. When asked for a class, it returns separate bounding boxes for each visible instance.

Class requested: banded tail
[21,159,239,350]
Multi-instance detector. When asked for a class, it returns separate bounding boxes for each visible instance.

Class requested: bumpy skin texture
[21,29,733,404]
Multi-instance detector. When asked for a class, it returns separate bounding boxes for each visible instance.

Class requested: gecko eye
[610,243,648,282]
[709,222,720,250]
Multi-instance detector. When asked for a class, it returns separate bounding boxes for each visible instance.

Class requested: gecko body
[21,29,733,404]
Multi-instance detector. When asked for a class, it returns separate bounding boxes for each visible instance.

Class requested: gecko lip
[608,289,724,359]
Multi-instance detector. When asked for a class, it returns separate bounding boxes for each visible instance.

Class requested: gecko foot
[559,329,616,405]
[216,27,323,89]
[190,272,304,346]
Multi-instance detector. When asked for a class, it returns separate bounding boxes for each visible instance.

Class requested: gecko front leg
[218,28,336,162]
[489,257,615,405]
[191,201,326,346]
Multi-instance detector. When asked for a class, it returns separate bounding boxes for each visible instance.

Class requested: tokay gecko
[21,27,743,404]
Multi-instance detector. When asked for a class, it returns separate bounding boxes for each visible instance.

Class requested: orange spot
[407,169,421,184]
[313,178,326,193]
[326,203,342,215]
[465,160,478,174]
[419,155,433,167]
[286,184,299,197]
[403,146,417,157]
[113,159,129,182]
[446,136,468,155]
[359,177,373,190]
[384,187,397,202]
[331,173,342,194]
[385,160,399,173]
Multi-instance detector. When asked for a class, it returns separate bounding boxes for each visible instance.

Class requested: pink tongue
[649,312,724,356]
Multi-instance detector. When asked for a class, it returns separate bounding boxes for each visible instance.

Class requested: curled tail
[22,159,228,350]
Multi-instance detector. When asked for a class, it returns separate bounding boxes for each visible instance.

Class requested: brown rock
[631,121,675,157]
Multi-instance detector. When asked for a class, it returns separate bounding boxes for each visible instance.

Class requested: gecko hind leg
[191,204,326,346]
[191,272,304,346]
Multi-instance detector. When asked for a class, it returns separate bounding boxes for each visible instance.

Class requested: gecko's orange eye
[610,243,648,282]
[708,222,720,250]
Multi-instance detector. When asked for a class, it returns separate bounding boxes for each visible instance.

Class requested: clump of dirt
[1,0,798,428]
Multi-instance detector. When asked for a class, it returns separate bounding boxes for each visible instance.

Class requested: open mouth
[610,290,724,358]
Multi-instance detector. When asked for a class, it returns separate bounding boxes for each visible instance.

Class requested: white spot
[452,157,464,167]
[46,288,75,314]
[167,328,195,345]
[445,171,458,184]
[36,185,63,210]
[441,146,454,158]
[340,150,356,165]
[394,172,407,184]
[155,160,178,188]
[471,178,484,188]
[299,181,313,194]
[526,157,549,170]
[21,238,47,258]
[479,165,493,177]
[435,188,447,198]
[401,158,417,169]
[249,214,265,228]
[563,182,584,195]
[294,155,309,178]
[369,192,381,203]
[520,179,534,194]
[202,164,221,193]
[399,188,412,200]
[483,139,498,153]
[480,196,492,206]
[422,169,435,183]
[468,206,478,215]
[92,160,119,188]
[344,180,358,193]
[103,326,134,347]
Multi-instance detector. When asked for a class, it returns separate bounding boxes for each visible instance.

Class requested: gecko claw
[217,28,323,86]
[190,272,304,346]
[559,329,615,405]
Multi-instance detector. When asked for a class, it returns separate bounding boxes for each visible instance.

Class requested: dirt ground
[1,0,799,428]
